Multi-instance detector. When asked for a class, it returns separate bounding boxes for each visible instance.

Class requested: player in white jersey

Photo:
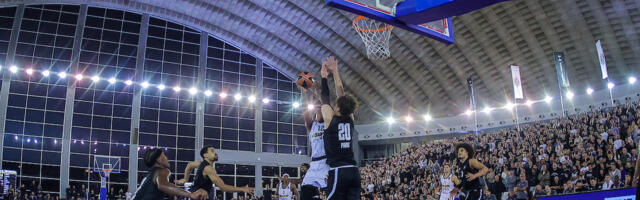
[277,174,298,200]
[297,78,331,200]
[440,164,457,200]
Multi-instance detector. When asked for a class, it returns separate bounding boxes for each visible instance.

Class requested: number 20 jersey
[323,115,356,168]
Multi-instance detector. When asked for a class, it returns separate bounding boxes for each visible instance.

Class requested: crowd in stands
[360,101,640,200]
[3,180,59,200]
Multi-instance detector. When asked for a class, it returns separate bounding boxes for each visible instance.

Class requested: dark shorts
[460,189,482,200]
[325,166,361,200]
[301,185,321,200]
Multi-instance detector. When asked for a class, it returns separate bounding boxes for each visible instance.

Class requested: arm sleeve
[321,78,330,105]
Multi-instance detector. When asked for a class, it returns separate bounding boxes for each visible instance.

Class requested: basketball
[296,72,314,89]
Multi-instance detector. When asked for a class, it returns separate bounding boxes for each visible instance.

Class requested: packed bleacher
[359,101,640,200]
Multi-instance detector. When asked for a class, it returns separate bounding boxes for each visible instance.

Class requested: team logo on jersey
[312,132,324,137]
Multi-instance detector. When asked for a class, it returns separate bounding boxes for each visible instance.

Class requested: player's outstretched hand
[320,64,329,78]
[242,185,255,194]
[325,56,338,74]
[188,189,209,200]
[174,179,186,185]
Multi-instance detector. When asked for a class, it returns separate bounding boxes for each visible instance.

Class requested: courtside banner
[510,65,524,99]
[596,40,608,79]
[537,188,635,200]
[554,52,570,88]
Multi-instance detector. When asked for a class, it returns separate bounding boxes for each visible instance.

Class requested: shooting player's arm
[205,166,254,194]
[176,161,201,185]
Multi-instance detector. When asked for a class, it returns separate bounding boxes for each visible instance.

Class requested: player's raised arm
[299,86,313,132]
[325,56,344,97]
[175,161,201,185]
[204,165,254,194]
[319,65,334,130]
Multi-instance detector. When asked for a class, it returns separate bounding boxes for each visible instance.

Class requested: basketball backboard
[93,155,121,175]
[326,0,455,44]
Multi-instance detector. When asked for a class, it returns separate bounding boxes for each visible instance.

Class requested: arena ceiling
[1,0,640,123]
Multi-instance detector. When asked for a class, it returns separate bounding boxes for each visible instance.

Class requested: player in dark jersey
[318,60,360,200]
[175,146,254,198]
[451,143,488,200]
[132,149,208,200]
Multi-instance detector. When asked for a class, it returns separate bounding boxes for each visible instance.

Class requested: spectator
[602,175,614,190]
[538,164,551,187]
[487,175,506,198]
[481,187,497,200]
[505,170,517,192]
[516,174,528,200]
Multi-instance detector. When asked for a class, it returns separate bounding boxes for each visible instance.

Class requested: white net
[353,16,394,60]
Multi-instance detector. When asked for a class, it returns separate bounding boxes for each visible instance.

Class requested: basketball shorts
[302,159,329,188]
[325,166,361,200]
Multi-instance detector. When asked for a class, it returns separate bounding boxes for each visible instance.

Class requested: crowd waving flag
[510,65,524,99]
[595,40,608,79]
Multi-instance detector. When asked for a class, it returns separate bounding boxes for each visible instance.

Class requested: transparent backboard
[93,155,121,174]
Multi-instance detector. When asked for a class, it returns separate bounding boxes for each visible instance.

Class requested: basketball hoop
[353,16,394,60]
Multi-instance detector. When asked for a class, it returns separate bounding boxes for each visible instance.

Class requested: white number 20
[338,123,351,141]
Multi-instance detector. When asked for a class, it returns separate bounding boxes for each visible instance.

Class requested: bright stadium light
[189,87,198,95]
[586,88,594,95]
[504,102,515,109]
[465,110,473,116]
[423,114,432,122]
[125,80,133,85]
[9,66,17,73]
[386,117,395,124]
[91,76,100,82]
[404,116,413,123]
[58,71,67,78]
[544,96,553,103]
[307,104,314,111]
[25,68,33,75]
[173,86,181,92]
[607,82,615,89]
[248,95,256,103]
[629,77,636,84]
[75,74,83,80]
[219,92,228,98]
[42,70,50,77]
[234,93,242,101]
[204,90,213,97]
[566,91,574,100]
[141,82,150,88]
[483,107,492,113]
[293,102,300,108]
[525,100,534,106]
[262,98,270,104]
[157,84,165,90]
[108,77,116,84]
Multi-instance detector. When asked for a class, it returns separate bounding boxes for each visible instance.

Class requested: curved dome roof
[2,0,639,123]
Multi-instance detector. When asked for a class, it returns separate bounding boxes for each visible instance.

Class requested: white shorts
[440,194,451,200]
[301,158,329,188]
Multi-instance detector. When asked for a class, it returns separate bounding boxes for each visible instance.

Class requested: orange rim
[352,16,393,33]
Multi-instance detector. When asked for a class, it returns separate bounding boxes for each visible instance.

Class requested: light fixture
[586,88,594,95]
[248,95,256,103]
[404,116,413,123]
[204,90,212,96]
[34,139,37,144]
[293,102,300,108]
[173,86,181,92]
[525,100,534,106]
[544,96,553,103]
[75,74,83,80]
[307,104,314,111]
[141,82,150,88]
[234,93,242,100]
[54,140,57,144]
[189,87,198,95]
[157,84,165,90]
[25,68,33,75]
[91,76,100,82]
[125,80,133,85]
[386,117,395,124]
[504,102,515,109]
[607,82,614,89]
[262,98,270,104]
[465,110,473,116]
[566,91,574,100]
[14,135,18,140]
[26,138,31,143]
[108,77,116,84]
[423,114,432,121]
[9,66,17,73]
[629,77,636,84]
[483,107,492,113]
[42,70,50,77]
[219,92,228,98]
